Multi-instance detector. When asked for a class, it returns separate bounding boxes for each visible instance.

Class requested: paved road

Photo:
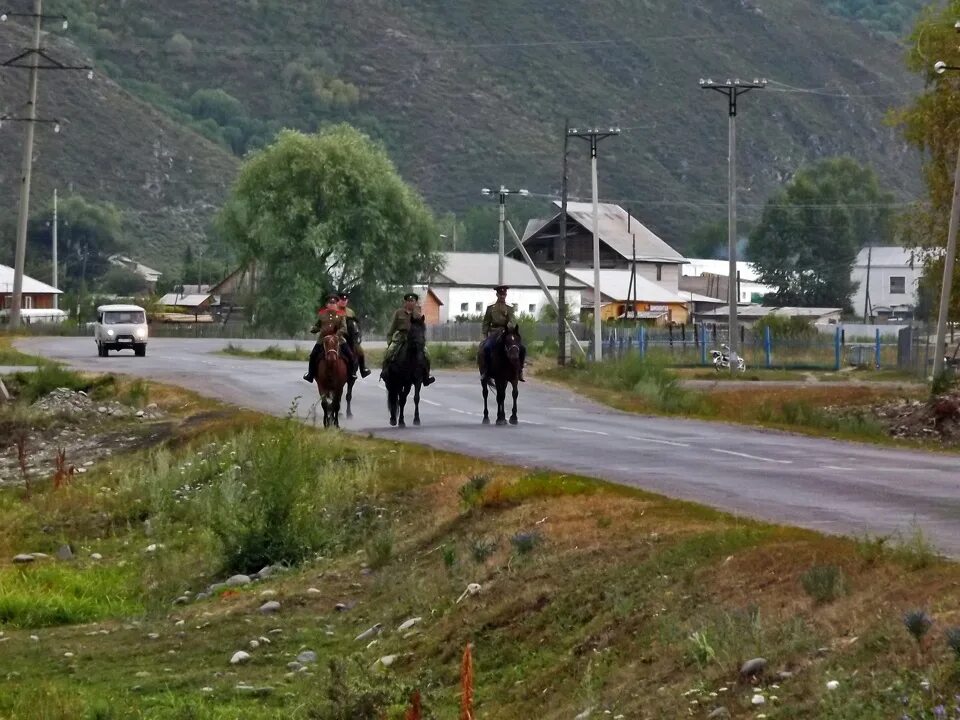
[16,337,960,554]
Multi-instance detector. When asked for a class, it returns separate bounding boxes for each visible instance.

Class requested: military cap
[404,292,420,302]
[493,285,509,293]
[338,291,349,299]
[325,292,339,303]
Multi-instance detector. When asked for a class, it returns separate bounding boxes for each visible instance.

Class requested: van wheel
[134,344,146,357]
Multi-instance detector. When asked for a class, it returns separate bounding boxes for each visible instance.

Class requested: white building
[851,246,921,321]
[426,252,583,324]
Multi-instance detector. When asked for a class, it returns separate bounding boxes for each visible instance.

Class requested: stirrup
[302,372,313,383]
[360,368,372,378]
[423,376,436,387]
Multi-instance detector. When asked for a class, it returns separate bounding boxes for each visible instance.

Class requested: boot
[423,358,436,386]
[358,353,372,379]
[519,346,527,382]
[303,343,322,383]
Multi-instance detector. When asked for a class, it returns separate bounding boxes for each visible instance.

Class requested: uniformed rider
[337,292,372,378]
[381,292,436,386]
[480,285,526,382]
[302,294,353,383]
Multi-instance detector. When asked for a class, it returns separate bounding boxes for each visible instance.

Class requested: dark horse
[480,329,521,426]
[383,316,428,427]
[314,333,348,428]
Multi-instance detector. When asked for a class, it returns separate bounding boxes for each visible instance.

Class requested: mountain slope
[6,0,926,266]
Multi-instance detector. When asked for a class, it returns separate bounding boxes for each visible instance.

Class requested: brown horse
[314,333,348,428]
[480,329,521,426]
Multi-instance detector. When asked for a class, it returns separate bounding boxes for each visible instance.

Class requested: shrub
[891,525,939,571]
[470,536,498,563]
[688,630,716,667]
[365,531,394,570]
[510,530,542,556]
[15,365,110,404]
[442,545,457,570]
[946,627,960,658]
[801,564,846,605]
[458,474,489,511]
[903,609,933,645]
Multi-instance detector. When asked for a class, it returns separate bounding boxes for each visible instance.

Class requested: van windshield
[103,311,145,325]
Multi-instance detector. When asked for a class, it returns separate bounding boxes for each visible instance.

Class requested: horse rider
[337,291,372,378]
[381,292,436,386]
[480,285,526,382]
[303,294,354,383]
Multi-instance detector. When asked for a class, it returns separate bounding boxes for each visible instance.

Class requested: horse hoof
[482,417,490,425]
[413,418,421,426]
[496,418,507,426]
[390,418,397,427]
[509,417,518,426]
[346,410,353,419]
[399,421,406,428]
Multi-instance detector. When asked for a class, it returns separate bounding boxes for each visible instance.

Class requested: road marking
[422,399,442,407]
[519,420,544,426]
[626,435,691,448]
[558,426,608,436]
[710,448,792,465]
[450,408,470,415]
[822,465,855,472]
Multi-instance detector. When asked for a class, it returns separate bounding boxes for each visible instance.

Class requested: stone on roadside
[230,651,251,665]
[257,565,275,579]
[259,589,277,598]
[259,601,281,614]
[378,654,398,667]
[306,587,321,595]
[296,650,317,664]
[226,574,252,587]
[173,595,191,606]
[90,553,103,561]
[287,661,303,672]
[249,640,260,650]
[354,623,382,642]
[397,617,422,632]
[56,545,74,561]
[707,709,730,719]
[740,658,767,677]
[13,554,35,564]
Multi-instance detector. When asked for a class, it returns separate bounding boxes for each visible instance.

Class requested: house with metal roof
[0,264,66,324]
[851,246,922,321]
[426,252,584,323]
[565,268,690,324]
[512,201,686,293]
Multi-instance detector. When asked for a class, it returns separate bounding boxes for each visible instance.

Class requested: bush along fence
[595,323,915,372]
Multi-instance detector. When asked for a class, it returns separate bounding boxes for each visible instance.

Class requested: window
[656,263,662,282]
[103,310,146,324]
[528,304,536,314]
[890,276,906,295]
[460,302,468,312]
[23,296,33,309]
[475,302,483,312]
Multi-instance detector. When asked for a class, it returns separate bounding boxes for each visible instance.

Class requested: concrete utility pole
[568,126,620,362]
[2,3,92,327]
[932,39,960,378]
[700,78,766,371]
[558,119,570,366]
[52,187,57,309]
[481,186,529,285]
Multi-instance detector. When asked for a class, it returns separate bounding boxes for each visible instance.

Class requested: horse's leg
[346,376,354,419]
[496,380,507,426]
[388,384,398,427]
[321,396,331,428]
[413,382,421,426]
[398,384,409,428]
[333,387,343,428]
[509,379,519,425]
[481,378,490,424]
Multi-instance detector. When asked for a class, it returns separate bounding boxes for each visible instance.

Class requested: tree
[26,195,125,290]
[220,125,441,334]
[747,157,894,310]
[100,266,149,296]
[894,1,960,320]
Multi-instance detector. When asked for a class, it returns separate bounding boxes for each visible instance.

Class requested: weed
[365,531,394,570]
[855,533,890,566]
[932,369,957,398]
[124,379,150,407]
[891,524,939,571]
[51,448,74,490]
[315,657,398,719]
[946,628,960,658]
[14,365,102,403]
[458,474,489,511]
[510,530,542,556]
[470,536,498,563]
[801,564,846,605]
[431,344,475,368]
[903,609,933,645]
[442,544,457,570]
[687,630,716,667]
[596,515,612,529]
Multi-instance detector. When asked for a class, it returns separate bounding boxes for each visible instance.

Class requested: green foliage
[890,524,939,570]
[458,474,490,511]
[219,126,442,334]
[470,536,498,563]
[510,530,542,556]
[800,564,847,605]
[571,355,706,414]
[903,609,933,644]
[99,266,149,296]
[822,0,925,34]
[754,314,820,341]
[748,157,894,311]
[13,365,107,404]
[365,531,394,570]
[687,630,716,667]
[318,658,403,720]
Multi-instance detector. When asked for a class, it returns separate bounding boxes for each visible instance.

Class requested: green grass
[221,342,310,362]
[0,338,45,367]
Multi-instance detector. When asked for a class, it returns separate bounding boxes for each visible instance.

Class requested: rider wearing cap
[303,293,352,383]
[480,285,526,382]
[381,292,435,386]
[337,292,371,379]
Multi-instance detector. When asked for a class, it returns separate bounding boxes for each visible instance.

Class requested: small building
[514,202,686,293]
[417,288,445,325]
[566,268,690,325]
[694,305,843,327]
[680,258,776,305]
[0,264,65,323]
[107,255,163,289]
[426,252,583,323]
[851,247,922,322]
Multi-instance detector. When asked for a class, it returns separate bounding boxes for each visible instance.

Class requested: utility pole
[197,244,206,289]
[932,42,960,378]
[863,242,873,323]
[52,187,57,309]
[568,126,620,361]
[2,2,93,327]
[700,78,766,372]
[558,119,569,366]
[481,186,529,285]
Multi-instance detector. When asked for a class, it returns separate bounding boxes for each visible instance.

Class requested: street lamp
[931,25,960,379]
[567,127,620,361]
[699,77,766,372]
[481,186,530,285]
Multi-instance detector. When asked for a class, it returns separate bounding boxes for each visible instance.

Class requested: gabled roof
[697,305,842,319]
[566,269,686,304]
[523,202,685,264]
[433,252,585,289]
[159,293,211,308]
[0,264,62,294]
[855,247,919,268]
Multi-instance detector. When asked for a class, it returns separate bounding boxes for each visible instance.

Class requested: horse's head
[407,315,426,352]
[322,333,340,360]
[502,328,522,369]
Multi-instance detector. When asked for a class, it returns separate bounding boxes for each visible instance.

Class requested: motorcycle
[711,344,746,373]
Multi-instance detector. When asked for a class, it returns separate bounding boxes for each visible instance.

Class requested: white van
[94,304,148,357]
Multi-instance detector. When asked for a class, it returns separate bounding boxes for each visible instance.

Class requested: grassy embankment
[540,355,936,447]
[2,364,960,718]
[221,342,478,369]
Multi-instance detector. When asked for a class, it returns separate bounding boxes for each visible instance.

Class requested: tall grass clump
[801,564,846,605]
[582,355,704,414]
[135,419,380,574]
[431,343,474,368]
[15,365,111,403]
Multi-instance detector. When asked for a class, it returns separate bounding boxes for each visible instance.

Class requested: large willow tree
[895,1,960,318]
[220,125,441,333]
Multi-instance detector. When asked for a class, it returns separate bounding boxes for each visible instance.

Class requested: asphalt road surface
[17,337,960,555]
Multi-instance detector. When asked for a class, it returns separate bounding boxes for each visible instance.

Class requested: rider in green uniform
[480,285,526,382]
[381,292,435,386]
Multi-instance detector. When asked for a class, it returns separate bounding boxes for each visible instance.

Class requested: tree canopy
[894,0,960,318]
[747,157,894,310]
[220,125,441,334]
